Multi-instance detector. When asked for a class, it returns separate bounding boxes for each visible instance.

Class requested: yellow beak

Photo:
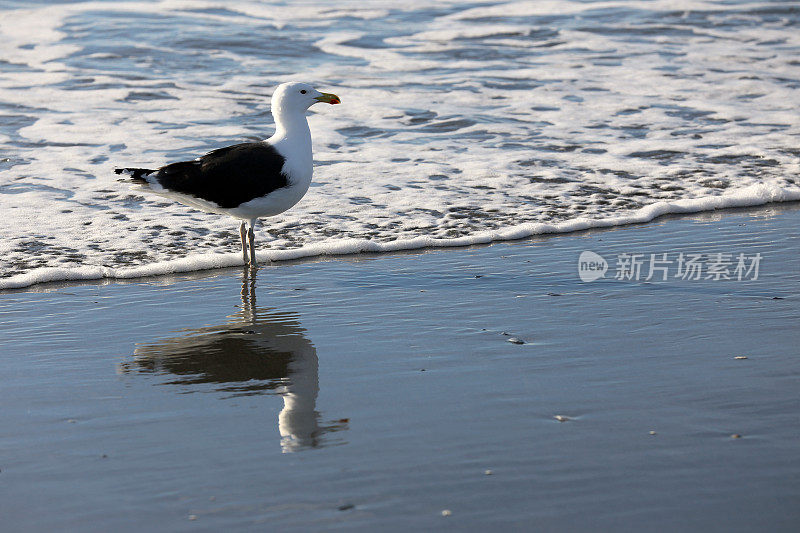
[314,92,341,105]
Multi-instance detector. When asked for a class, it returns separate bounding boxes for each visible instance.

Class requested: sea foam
[1,0,799,289]
[2,183,796,290]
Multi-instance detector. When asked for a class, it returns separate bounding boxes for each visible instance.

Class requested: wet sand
[1,204,799,532]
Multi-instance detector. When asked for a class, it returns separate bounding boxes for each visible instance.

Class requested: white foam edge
[2,183,798,290]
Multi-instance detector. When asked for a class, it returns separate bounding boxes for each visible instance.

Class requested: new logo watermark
[578,251,762,282]
[578,251,609,282]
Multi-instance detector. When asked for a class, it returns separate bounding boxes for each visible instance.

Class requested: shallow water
[1,205,799,531]
[1,0,799,286]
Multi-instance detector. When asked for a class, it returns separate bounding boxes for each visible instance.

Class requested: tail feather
[115,167,156,182]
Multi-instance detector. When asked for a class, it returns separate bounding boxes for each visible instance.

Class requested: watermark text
[578,251,762,282]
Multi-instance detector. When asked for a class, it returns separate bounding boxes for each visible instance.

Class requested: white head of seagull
[114,81,340,268]
[268,82,340,174]
[271,82,340,135]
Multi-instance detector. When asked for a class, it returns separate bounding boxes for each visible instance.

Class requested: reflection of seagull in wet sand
[120,271,347,452]
[115,82,340,267]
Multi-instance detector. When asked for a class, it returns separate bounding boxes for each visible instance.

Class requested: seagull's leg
[239,221,249,264]
[248,218,257,267]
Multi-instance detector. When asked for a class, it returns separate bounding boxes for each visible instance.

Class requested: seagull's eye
[300,90,307,94]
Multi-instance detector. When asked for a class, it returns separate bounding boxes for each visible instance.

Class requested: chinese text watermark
[578,251,762,282]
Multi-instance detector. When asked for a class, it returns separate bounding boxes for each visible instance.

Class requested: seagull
[115,81,340,266]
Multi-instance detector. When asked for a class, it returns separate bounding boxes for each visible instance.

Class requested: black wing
[154,142,288,208]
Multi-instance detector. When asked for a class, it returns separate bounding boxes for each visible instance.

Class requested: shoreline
[3,186,799,291]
